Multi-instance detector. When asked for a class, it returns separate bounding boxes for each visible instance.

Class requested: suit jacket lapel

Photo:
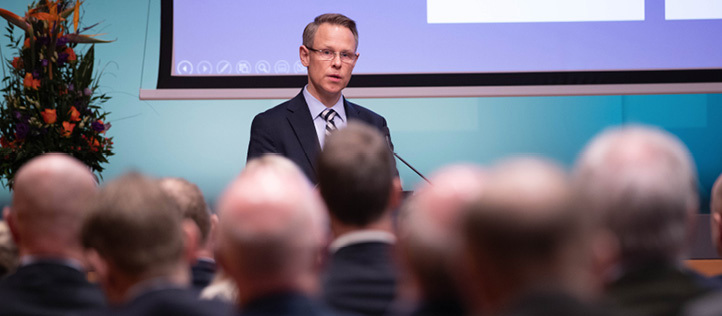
[286,92,321,174]
[344,97,361,122]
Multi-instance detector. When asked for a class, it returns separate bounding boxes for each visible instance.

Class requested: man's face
[300,23,358,104]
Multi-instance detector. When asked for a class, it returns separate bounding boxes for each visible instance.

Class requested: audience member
[680,173,722,316]
[396,164,486,316]
[81,172,230,315]
[460,157,610,316]
[159,177,218,291]
[0,220,18,278]
[317,121,402,316]
[215,155,332,316]
[575,125,710,316]
[0,153,106,315]
[709,174,722,274]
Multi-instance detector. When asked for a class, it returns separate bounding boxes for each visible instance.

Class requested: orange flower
[68,106,81,122]
[61,121,75,137]
[41,109,57,124]
[23,37,30,48]
[88,137,101,152]
[12,57,23,69]
[65,46,76,61]
[23,73,40,89]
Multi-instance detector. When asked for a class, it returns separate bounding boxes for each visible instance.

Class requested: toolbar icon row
[176,60,306,75]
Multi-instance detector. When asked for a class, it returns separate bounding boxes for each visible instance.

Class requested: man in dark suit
[215,155,333,316]
[460,158,612,316]
[159,177,218,292]
[574,126,711,316]
[247,13,392,183]
[81,173,230,316]
[0,154,106,316]
[317,122,403,316]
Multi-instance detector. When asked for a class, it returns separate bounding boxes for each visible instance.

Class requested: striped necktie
[320,108,338,136]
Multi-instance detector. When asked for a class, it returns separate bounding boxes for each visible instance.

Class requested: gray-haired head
[574,125,698,263]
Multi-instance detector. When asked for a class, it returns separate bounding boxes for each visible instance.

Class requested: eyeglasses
[306,47,358,63]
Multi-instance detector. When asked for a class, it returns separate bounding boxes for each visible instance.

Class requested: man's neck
[330,215,393,240]
[306,85,341,107]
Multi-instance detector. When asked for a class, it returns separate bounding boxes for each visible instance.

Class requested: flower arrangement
[0,0,113,188]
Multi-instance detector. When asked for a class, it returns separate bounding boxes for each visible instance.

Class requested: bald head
[7,154,97,257]
[574,125,697,262]
[217,156,327,296]
[399,164,486,299]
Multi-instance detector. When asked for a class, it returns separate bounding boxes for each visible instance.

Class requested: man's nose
[331,53,342,67]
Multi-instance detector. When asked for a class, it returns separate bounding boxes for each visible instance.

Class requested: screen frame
[155,0,722,97]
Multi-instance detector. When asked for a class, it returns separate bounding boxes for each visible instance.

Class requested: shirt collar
[303,85,346,123]
[20,255,85,272]
[329,230,396,253]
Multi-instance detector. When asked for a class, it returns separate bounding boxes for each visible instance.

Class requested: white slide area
[666,0,722,20]
[427,0,645,23]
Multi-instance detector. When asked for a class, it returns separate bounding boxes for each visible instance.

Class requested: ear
[590,229,620,286]
[713,212,722,256]
[388,177,403,210]
[300,45,310,67]
[181,219,200,265]
[3,207,20,246]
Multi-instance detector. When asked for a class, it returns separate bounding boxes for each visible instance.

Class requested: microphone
[382,127,430,184]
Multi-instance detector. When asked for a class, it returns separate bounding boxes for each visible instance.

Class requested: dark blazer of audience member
[159,177,218,292]
[81,173,230,316]
[317,121,403,316]
[215,155,334,316]
[575,125,710,316]
[0,154,106,316]
[396,165,486,316]
[460,158,612,316]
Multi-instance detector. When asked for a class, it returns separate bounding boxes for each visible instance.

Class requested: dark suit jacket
[191,258,217,292]
[605,262,712,316]
[322,242,398,316]
[0,261,106,316]
[101,287,231,316]
[240,291,334,316]
[247,90,393,183]
[502,289,620,316]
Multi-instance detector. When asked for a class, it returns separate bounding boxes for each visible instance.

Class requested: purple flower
[56,36,68,47]
[41,59,49,67]
[91,120,105,132]
[58,52,69,65]
[15,122,29,139]
[32,70,40,79]
[13,111,22,121]
[37,36,50,46]
[84,88,93,96]
[68,83,75,91]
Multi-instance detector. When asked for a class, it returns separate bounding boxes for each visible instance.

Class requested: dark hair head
[303,13,358,50]
[317,122,394,226]
[82,172,184,276]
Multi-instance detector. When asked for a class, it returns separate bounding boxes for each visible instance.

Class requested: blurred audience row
[1,123,722,316]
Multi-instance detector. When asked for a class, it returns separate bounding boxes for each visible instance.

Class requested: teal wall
[1,0,721,211]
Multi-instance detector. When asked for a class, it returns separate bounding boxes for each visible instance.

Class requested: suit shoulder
[347,101,387,125]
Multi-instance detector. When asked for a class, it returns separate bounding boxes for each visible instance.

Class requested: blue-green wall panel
[0,0,720,213]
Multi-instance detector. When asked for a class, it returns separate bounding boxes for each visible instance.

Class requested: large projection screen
[142,0,722,99]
